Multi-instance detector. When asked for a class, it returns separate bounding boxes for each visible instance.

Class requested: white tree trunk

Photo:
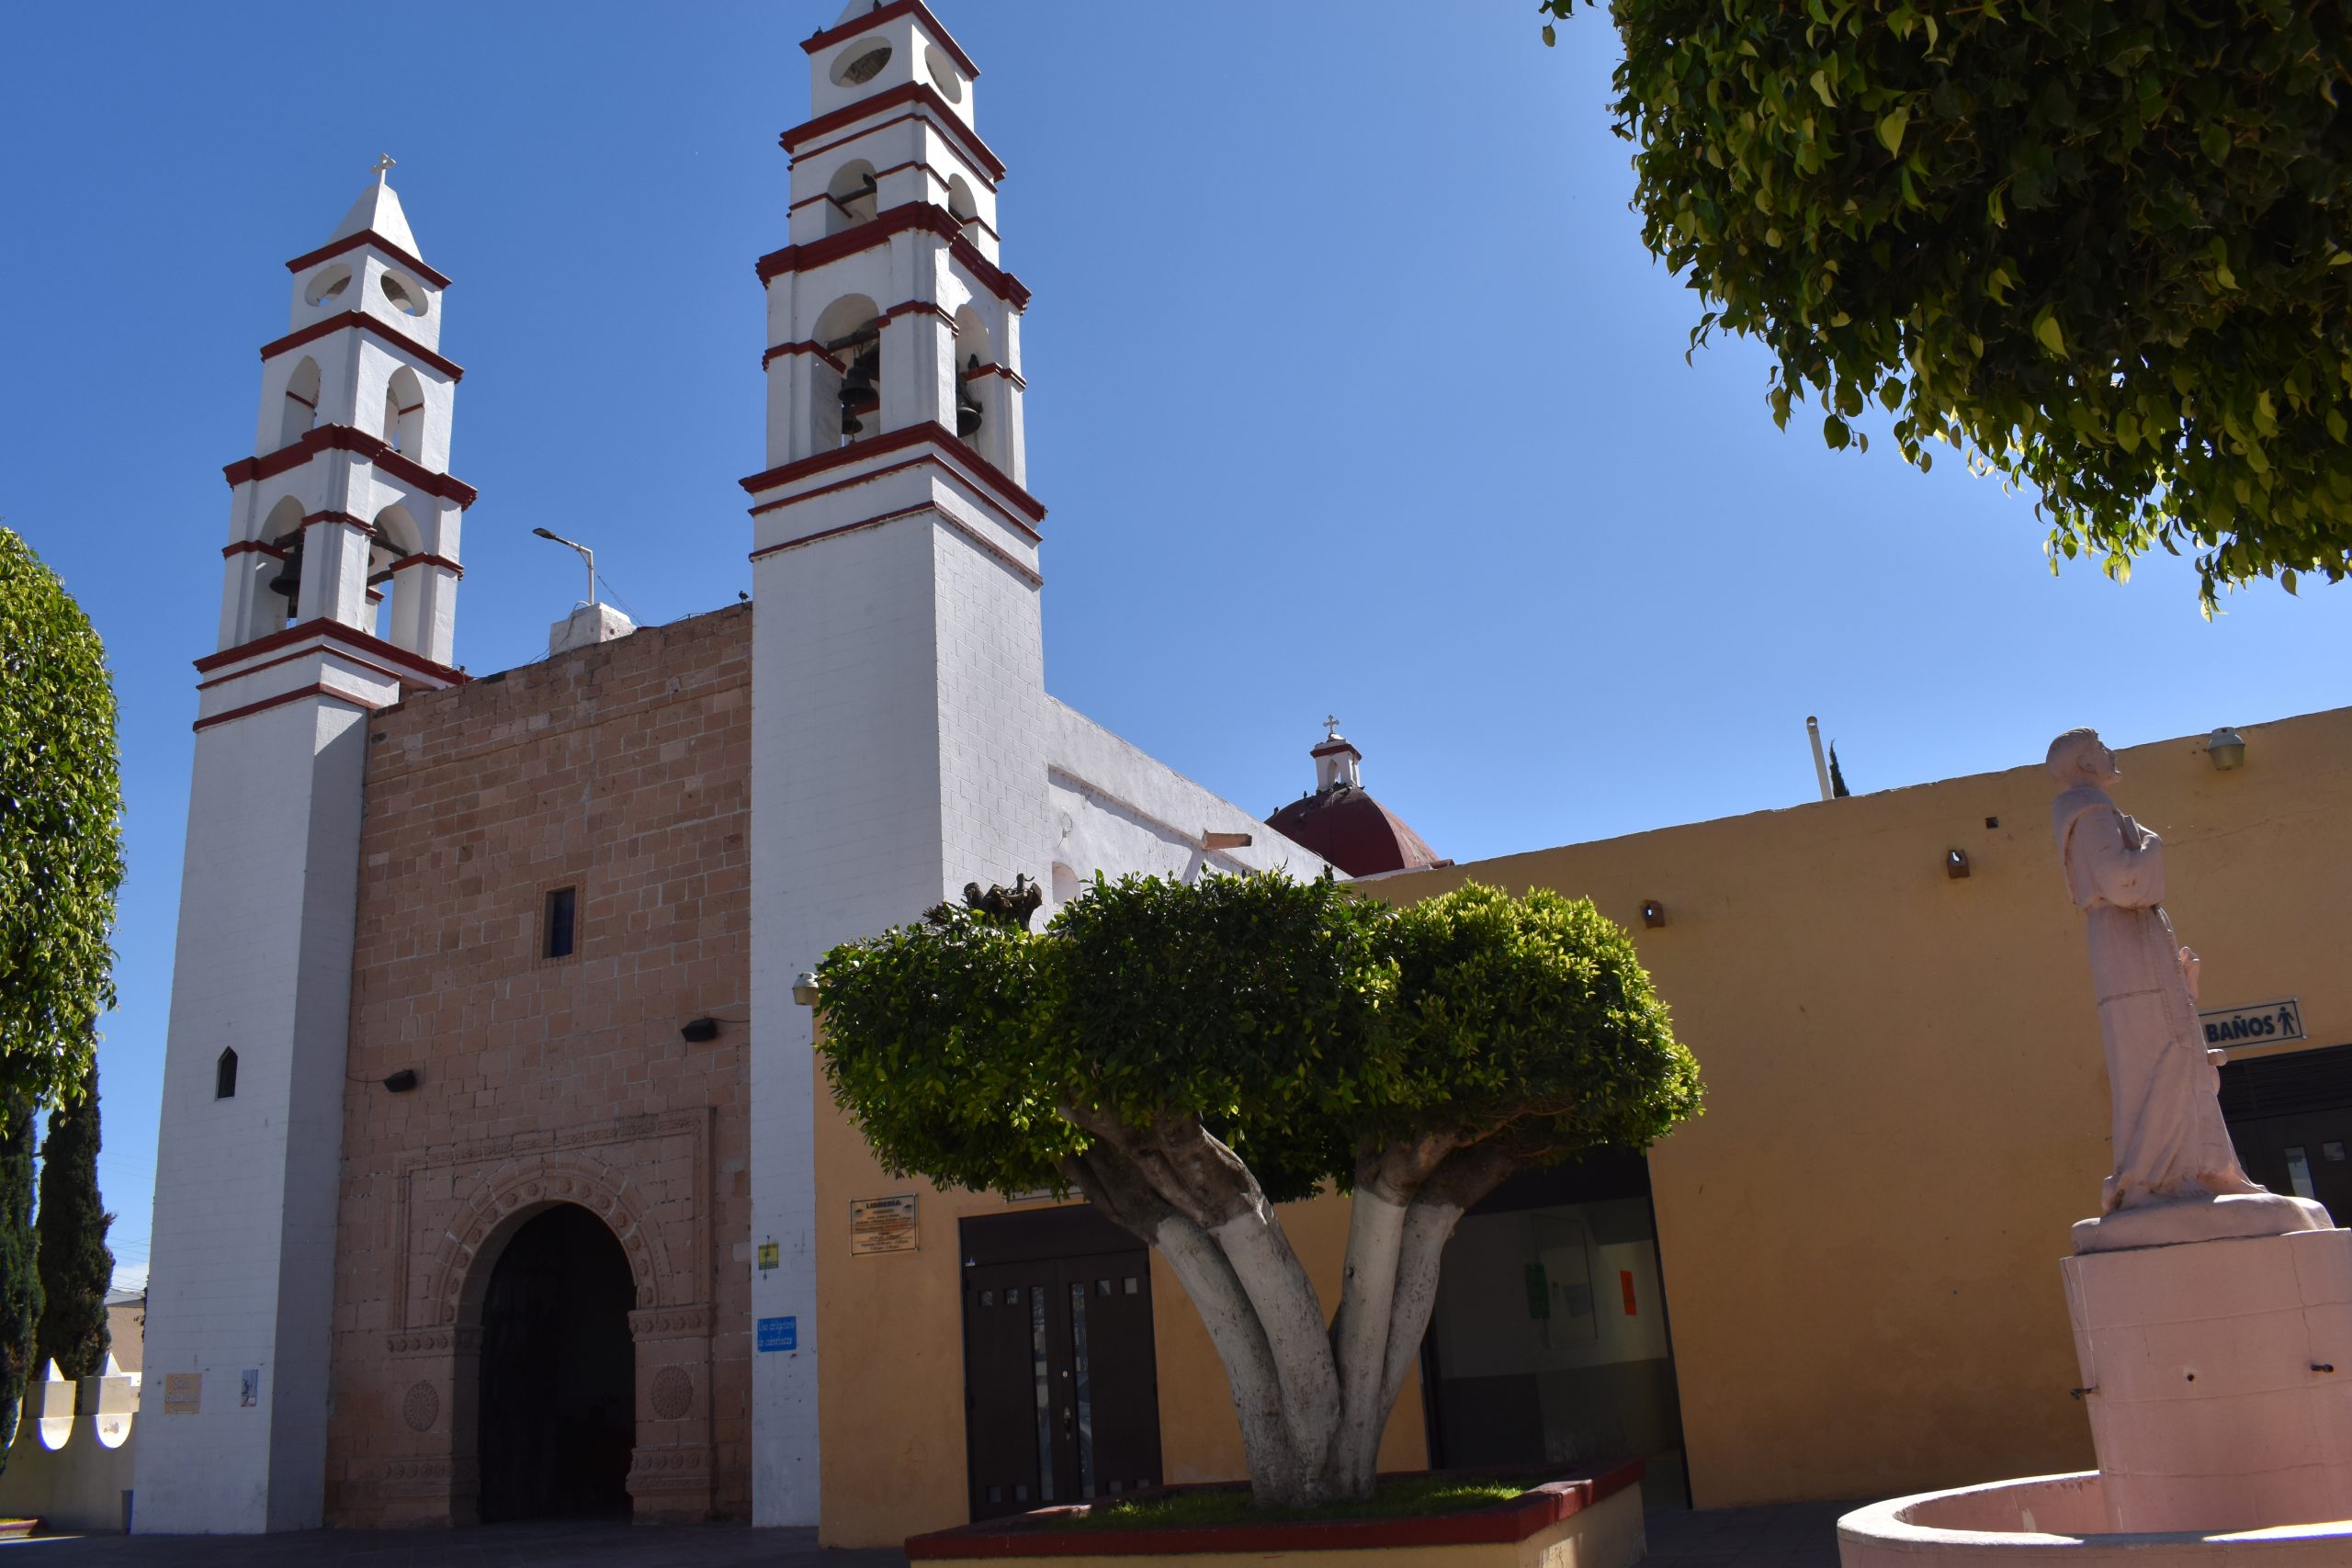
[1209,1199,1342,1495]
[1327,1186,1409,1496]
[1149,1213,1305,1504]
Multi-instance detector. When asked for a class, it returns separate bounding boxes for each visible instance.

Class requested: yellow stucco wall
[1367,708,2352,1509]
[814,1078,1428,1547]
[814,707,2352,1539]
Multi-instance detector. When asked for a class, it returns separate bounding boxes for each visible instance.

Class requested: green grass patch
[1041,1474,1532,1530]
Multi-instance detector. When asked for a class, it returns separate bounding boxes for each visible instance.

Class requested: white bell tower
[136,163,473,1535]
[743,0,1053,1524]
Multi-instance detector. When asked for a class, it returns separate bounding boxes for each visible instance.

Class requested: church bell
[956,354,984,440]
[266,534,304,618]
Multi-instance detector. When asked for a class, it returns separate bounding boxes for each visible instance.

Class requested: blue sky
[4,2,2346,1287]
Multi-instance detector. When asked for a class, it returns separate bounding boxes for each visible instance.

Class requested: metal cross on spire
[372,152,397,184]
[1323,714,1342,739]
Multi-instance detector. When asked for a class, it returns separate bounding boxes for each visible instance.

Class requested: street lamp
[531,527,596,607]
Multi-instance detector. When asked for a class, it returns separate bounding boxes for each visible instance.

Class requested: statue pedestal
[2063,1226,2352,1534]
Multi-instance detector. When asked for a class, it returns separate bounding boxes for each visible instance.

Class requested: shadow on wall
[0,1356,141,1531]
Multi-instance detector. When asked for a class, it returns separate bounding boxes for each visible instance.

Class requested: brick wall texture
[325,604,755,1525]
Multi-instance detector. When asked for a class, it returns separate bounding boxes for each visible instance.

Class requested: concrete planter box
[906,1461,1646,1568]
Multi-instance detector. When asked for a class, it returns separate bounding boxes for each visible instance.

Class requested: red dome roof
[1265,784,1441,877]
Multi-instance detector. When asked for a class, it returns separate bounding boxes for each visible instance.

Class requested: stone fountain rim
[1838,1471,2352,1554]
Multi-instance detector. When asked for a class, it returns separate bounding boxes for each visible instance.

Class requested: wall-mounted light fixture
[382,1068,419,1093]
[792,972,820,1008]
[1946,849,1972,880]
[2207,727,2247,771]
[1640,900,1668,929]
[680,1017,720,1044]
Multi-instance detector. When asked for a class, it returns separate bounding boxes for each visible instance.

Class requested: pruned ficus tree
[1542,0,2352,607]
[817,874,1702,1506]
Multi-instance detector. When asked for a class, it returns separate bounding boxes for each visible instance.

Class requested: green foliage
[0,1102,40,1461]
[1541,0,2352,605]
[36,1066,113,1380]
[815,874,1700,1202]
[0,528,123,1111]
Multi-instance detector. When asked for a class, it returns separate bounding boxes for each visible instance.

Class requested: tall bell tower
[743,1,1053,1523]
[136,163,473,1534]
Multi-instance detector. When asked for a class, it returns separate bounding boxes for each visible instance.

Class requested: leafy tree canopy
[817,873,1701,1504]
[818,874,1699,1207]
[1544,0,2352,605]
[0,527,122,1111]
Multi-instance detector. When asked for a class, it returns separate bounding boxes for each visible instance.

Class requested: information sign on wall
[2200,998,2306,1050]
[850,1194,919,1256]
[163,1372,202,1416]
[756,1241,779,1270]
[757,1315,797,1353]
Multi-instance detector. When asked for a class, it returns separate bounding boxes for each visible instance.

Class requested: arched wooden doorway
[475,1203,636,1519]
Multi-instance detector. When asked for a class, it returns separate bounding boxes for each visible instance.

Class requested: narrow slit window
[545,886,578,960]
[215,1048,238,1100]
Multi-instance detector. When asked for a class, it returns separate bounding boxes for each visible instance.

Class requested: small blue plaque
[757,1315,797,1352]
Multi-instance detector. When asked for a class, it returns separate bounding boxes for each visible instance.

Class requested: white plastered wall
[134,693,377,1533]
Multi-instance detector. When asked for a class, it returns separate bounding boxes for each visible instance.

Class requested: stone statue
[2048,728,2329,1252]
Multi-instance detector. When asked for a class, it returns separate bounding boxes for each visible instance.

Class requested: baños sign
[2200,998,2305,1049]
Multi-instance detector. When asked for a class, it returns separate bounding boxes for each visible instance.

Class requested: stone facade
[322,605,755,1525]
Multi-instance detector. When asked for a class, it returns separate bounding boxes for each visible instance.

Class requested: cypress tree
[0,1100,40,1458]
[1828,742,1852,799]
[35,1065,111,1379]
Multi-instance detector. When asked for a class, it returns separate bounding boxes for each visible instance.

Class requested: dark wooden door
[961,1213,1161,1521]
[2223,1041,2352,1222]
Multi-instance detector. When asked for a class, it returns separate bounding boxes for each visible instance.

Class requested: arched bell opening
[812,294,884,449]
[947,175,981,238]
[952,306,995,453]
[825,159,880,236]
[369,503,423,647]
[470,1203,637,1522]
[382,367,426,457]
[253,494,309,634]
[277,357,322,452]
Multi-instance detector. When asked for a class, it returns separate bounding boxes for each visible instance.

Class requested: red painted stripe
[221,539,288,560]
[798,1,980,84]
[749,505,1042,589]
[222,424,477,509]
[257,310,464,382]
[193,616,465,684]
[779,82,1004,181]
[386,552,463,578]
[754,203,1030,311]
[195,641,421,694]
[739,420,1044,525]
[193,682,383,733]
[283,230,453,289]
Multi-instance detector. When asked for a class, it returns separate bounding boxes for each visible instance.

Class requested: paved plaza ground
[0,1502,1853,1567]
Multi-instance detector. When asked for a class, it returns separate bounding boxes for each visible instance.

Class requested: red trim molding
[745,452,1039,546]
[222,539,288,560]
[750,505,1043,590]
[905,1462,1644,1560]
[302,509,373,533]
[739,420,1045,525]
[754,201,1029,310]
[800,1,979,81]
[780,82,1005,182]
[223,424,479,508]
[284,230,453,289]
[193,616,465,685]
[259,310,465,382]
[388,551,464,577]
[194,681,384,733]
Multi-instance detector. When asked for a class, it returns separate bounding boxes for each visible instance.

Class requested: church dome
[1264,728,1442,877]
